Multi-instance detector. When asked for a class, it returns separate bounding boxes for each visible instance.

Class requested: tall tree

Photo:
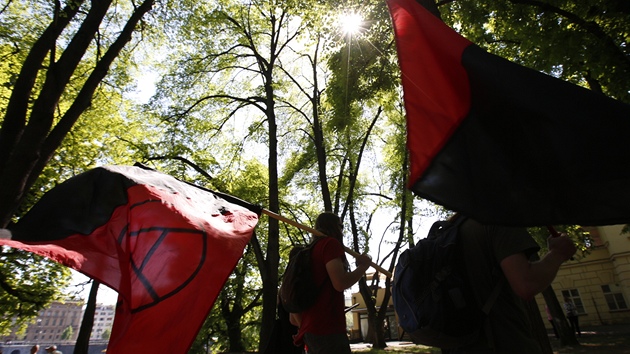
[0,0,158,340]
[149,0,315,349]
[322,1,402,348]
[0,0,155,227]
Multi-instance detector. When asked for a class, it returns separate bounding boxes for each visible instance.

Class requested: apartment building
[536,224,630,327]
[90,304,115,340]
[19,300,83,343]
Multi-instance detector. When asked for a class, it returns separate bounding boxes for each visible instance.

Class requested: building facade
[20,300,83,343]
[90,304,115,340]
[2,300,115,345]
[536,224,630,327]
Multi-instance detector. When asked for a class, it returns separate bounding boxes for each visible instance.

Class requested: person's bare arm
[325,254,371,292]
[501,234,576,301]
[289,312,302,327]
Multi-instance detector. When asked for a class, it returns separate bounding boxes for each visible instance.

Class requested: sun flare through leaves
[339,12,364,36]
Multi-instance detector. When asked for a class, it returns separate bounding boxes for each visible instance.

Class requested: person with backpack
[446,214,576,353]
[289,212,371,354]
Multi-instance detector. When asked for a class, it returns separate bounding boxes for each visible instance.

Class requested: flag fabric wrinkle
[0,165,260,353]
[388,0,630,227]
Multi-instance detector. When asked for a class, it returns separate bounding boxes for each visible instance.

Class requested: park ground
[349,324,630,353]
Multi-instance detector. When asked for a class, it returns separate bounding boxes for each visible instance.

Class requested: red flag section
[0,165,260,353]
[388,0,630,227]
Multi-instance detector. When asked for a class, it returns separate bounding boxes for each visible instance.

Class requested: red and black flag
[0,165,261,353]
[387,0,630,227]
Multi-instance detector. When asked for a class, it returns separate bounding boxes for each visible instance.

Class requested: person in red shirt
[290,212,371,354]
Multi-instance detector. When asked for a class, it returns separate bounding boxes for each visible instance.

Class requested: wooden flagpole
[262,209,392,278]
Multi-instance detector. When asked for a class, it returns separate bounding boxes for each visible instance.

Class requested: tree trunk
[358,280,387,348]
[309,37,333,213]
[525,298,553,354]
[226,313,245,352]
[0,0,84,171]
[542,286,579,346]
[259,71,280,352]
[74,280,99,354]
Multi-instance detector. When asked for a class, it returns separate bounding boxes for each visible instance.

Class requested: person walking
[445,214,576,353]
[564,297,581,337]
[44,345,62,354]
[290,212,371,354]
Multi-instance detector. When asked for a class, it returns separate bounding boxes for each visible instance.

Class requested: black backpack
[392,216,502,349]
[279,238,322,313]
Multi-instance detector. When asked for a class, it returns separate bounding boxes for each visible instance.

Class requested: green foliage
[0,0,158,335]
[101,327,111,340]
[61,325,73,340]
[188,246,262,353]
[439,0,630,102]
[324,0,398,125]
[0,249,71,336]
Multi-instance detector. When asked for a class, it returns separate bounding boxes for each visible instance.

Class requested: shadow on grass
[351,342,441,353]
[351,326,630,354]
[549,327,630,353]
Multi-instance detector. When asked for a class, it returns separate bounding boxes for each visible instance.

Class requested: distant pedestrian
[563,297,581,337]
[44,345,62,354]
[30,345,39,354]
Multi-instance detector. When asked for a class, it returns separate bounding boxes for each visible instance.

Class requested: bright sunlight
[339,12,364,35]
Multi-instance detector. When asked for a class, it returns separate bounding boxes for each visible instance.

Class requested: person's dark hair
[314,212,343,241]
[314,212,349,269]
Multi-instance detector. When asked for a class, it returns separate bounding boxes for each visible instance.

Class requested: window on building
[601,284,628,311]
[561,289,586,314]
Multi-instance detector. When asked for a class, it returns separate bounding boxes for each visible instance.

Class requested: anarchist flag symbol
[125,224,207,313]
[1,165,261,354]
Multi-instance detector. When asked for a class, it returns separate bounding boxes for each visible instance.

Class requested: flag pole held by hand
[262,209,392,278]
[547,225,574,260]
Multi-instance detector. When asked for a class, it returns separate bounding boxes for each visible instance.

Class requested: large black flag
[388,0,630,226]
